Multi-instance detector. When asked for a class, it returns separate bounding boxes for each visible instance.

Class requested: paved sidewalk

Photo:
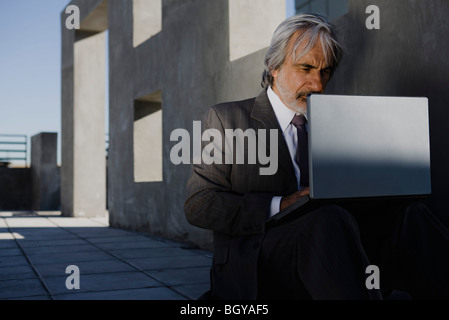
[0,211,212,300]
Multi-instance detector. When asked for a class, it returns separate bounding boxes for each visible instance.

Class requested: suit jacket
[184,90,299,299]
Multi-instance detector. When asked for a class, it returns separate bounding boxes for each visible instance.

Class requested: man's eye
[301,68,310,72]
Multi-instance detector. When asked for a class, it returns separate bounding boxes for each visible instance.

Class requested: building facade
[61,0,449,250]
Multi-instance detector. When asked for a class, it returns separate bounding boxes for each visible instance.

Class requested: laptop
[268,94,432,223]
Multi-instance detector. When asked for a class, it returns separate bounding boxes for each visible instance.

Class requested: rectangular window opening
[133,90,163,183]
[133,0,162,48]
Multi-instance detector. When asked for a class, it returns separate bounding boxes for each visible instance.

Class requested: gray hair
[261,13,343,89]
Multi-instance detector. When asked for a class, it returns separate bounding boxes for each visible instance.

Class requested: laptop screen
[307,94,431,199]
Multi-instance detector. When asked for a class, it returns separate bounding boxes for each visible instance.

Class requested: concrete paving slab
[88,217,109,225]
[6,295,51,300]
[0,240,18,249]
[83,235,163,245]
[3,217,56,228]
[43,271,163,295]
[0,265,36,282]
[172,284,210,300]
[148,267,211,287]
[0,278,48,299]
[70,227,138,239]
[94,236,172,250]
[0,214,212,300]
[47,217,108,227]
[17,238,87,248]
[109,247,198,259]
[34,259,135,277]
[20,243,100,255]
[26,250,114,265]
[12,229,78,241]
[0,232,22,240]
[0,272,37,281]
[0,264,34,277]
[189,249,214,258]
[0,247,22,257]
[127,254,212,271]
[10,226,70,233]
[0,255,29,268]
[156,238,196,248]
[53,286,187,300]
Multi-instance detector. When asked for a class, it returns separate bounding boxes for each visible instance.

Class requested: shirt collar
[267,86,298,133]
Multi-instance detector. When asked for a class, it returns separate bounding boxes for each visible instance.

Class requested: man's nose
[307,72,325,93]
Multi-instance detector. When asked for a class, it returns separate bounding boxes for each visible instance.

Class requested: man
[184,13,449,300]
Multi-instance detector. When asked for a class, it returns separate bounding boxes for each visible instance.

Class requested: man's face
[272,32,332,114]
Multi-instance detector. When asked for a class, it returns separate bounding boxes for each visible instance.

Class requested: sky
[0,0,295,166]
[0,0,69,165]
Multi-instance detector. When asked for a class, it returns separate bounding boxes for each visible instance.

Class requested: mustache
[296,91,321,100]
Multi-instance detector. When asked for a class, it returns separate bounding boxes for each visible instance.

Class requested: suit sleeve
[184,106,274,236]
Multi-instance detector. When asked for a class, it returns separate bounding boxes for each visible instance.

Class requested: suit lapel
[250,90,297,184]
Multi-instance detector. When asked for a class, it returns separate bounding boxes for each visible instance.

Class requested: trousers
[257,201,449,300]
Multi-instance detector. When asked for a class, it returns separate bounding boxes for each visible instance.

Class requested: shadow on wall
[325,0,449,227]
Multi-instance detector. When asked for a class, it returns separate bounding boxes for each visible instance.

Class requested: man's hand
[280,188,310,211]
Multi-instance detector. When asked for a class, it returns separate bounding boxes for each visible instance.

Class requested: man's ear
[270,68,279,90]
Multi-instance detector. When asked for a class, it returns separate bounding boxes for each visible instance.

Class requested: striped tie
[291,114,309,187]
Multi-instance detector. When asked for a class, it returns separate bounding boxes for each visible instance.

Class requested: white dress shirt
[266,86,305,218]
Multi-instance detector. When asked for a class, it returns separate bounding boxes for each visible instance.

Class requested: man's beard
[278,86,314,115]
[274,72,321,115]
[294,92,311,114]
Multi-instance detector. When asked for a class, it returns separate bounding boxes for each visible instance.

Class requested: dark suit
[184,90,299,299]
[184,90,449,299]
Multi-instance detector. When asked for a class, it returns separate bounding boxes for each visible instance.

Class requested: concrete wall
[31,133,60,211]
[103,0,285,247]
[0,132,60,211]
[0,168,31,211]
[105,0,284,249]
[61,0,108,218]
[326,0,449,227]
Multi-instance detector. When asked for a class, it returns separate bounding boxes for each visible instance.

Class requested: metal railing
[0,134,28,167]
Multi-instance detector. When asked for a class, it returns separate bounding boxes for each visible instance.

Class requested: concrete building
[60,0,449,250]
[61,0,286,250]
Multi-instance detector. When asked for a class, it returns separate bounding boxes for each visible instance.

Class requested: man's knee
[308,205,360,234]
[406,201,431,216]
[403,201,449,240]
[403,201,438,229]
[314,204,355,222]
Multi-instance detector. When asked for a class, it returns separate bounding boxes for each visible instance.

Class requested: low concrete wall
[31,133,61,211]
[0,132,61,212]
[0,167,31,211]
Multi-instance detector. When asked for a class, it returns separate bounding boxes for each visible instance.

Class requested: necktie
[291,114,309,187]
